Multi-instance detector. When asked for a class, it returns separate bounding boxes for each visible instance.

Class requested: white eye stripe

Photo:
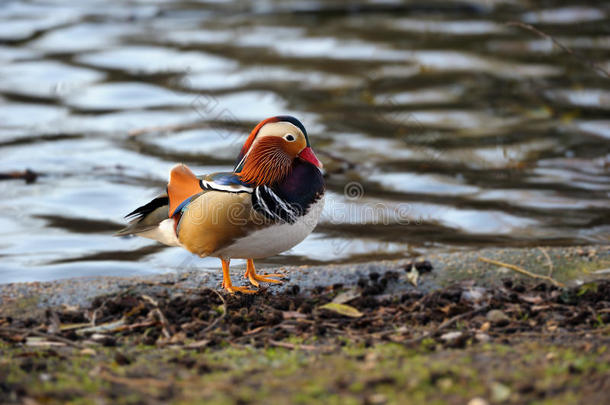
[284,133,295,141]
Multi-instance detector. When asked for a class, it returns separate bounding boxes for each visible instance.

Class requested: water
[1,0,608,283]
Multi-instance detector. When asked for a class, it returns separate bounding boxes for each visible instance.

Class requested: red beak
[298,147,323,168]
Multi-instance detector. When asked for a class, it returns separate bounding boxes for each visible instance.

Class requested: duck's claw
[223,283,258,294]
[221,258,258,294]
[245,272,285,287]
[244,259,286,287]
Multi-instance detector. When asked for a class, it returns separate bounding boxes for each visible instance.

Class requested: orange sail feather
[167,164,202,217]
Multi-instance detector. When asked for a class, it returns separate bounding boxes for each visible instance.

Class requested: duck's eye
[284,133,295,142]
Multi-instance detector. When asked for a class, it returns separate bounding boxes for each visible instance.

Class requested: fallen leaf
[76,320,126,335]
[60,323,92,331]
[519,295,543,304]
[185,339,210,349]
[169,332,186,344]
[26,338,65,347]
[439,304,453,315]
[319,303,363,318]
[282,311,308,319]
[332,289,361,304]
[406,267,419,286]
[244,326,266,335]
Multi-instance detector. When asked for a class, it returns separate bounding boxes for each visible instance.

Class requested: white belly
[215,197,324,259]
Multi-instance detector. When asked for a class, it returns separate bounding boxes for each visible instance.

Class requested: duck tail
[115,195,169,237]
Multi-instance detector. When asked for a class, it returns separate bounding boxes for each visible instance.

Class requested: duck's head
[234,116,322,186]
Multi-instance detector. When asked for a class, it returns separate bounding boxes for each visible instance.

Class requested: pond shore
[1,245,608,315]
[1,245,609,404]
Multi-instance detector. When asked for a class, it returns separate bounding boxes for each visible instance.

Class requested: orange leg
[243,259,285,287]
[221,258,256,294]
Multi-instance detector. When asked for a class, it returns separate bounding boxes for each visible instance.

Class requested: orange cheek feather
[239,137,293,186]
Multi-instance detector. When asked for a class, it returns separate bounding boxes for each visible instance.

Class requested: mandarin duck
[117,116,325,293]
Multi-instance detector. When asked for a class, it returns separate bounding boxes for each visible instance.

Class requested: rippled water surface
[1,0,609,283]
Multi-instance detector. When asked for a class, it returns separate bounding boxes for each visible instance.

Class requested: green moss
[0,339,608,404]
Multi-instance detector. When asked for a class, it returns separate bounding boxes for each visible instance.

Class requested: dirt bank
[1,246,609,404]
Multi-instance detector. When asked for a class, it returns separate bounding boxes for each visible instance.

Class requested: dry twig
[538,247,554,277]
[478,256,565,287]
[268,339,329,352]
[199,288,227,334]
[96,367,172,390]
[507,21,609,78]
[400,306,490,346]
[0,326,84,349]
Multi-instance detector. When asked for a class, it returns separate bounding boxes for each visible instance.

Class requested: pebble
[467,398,489,405]
[80,348,97,356]
[486,309,510,326]
[366,393,387,405]
[491,382,511,402]
[475,333,490,343]
[461,287,486,302]
[440,331,463,342]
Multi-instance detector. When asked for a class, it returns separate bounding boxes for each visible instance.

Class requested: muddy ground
[1,247,609,404]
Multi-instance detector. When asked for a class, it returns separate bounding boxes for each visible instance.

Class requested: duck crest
[234,116,279,172]
[234,115,310,173]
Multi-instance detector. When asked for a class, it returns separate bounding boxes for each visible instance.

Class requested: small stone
[475,333,490,343]
[486,310,510,326]
[440,331,462,342]
[366,393,387,404]
[467,398,489,405]
[80,348,96,356]
[491,382,511,402]
[462,287,486,302]
[436,377,453,390]
[39,373,52,382]
[90,333,108,341]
